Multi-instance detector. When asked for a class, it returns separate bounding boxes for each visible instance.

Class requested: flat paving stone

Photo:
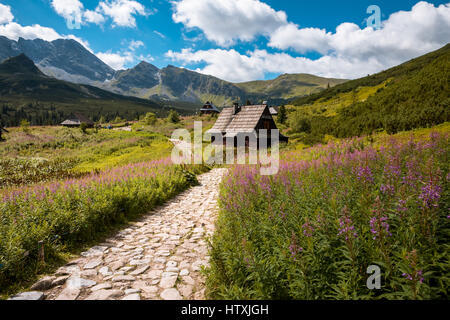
[160,288,182,300]
[122,294,141,300]
[159,276,178,289]
[31,276,55,291]
[91,283,113,291]
[130,266,149,276]
[112,275,135,282]
[86,290,122,300]
[55,288,80,300]
[66,277,96,290]
[84,259,102,270]
[52,275,70,287]
[8,291,44,300]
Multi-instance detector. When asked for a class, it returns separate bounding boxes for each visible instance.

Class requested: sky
[0,0,449,82]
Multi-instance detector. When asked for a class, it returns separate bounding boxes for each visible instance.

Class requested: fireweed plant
[0,158,208,290]
[206,131,449,300]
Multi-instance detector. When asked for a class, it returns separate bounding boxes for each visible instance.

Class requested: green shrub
[144,112,157,125]
[167,110,180,124]
[80,123,88,134]
[20,119,30,133]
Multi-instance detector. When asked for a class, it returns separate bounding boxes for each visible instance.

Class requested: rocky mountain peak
[0,36,115,83]
[0,54,44,76]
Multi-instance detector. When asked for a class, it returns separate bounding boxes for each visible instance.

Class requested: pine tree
[278,105,287,124]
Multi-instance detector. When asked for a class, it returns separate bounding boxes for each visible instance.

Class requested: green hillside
[0,55,186,126]
[237,73,347,100]
[288,43,450,142]
[292,44,450,107]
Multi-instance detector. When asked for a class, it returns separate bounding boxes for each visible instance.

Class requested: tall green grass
[206,129,449,300]
[0,159,209,293]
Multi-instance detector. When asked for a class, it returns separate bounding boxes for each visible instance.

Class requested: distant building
[200,101,220,115]
[269,107,279,116]
[206,103,288,148]
[61,113,94,128]
[262,100,279,116]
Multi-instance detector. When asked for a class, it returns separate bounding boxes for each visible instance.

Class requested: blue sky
[0,0,449,82]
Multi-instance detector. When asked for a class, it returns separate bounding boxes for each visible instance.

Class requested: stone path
[9,168,227,301]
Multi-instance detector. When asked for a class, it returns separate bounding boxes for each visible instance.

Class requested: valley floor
[9,168,228,301]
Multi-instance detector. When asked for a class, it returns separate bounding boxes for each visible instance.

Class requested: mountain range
[0,36,346,106]
[0,36,114,84]
[0,54,179,126]
[1,35,447,131]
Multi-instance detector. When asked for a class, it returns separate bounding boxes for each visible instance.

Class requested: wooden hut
[206,103,288,148]
[200,101,220,115]
[61,113,94,128]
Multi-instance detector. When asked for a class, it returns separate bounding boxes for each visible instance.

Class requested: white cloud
[172,0,288,46]
[269,1,450,67]
[97,0,149,27]
[51,0,152,28]
[96,44,152,70]
[137,53,154,63]
[269,24,332,55]
[0,3,13,24]
[98,38,155,69]
[50,0,84,26]
[0,22,62,41]
[96,51,134,70]
[153,30,166,39]
[166,48,386,82]
[167,48,260,81]
[51,0,106,26]
[0,5,93,52]
[129,39,144,51]
[168,1,450,82]
[98,40,151,69]
[83,9,106,25]
[0,21,93,53]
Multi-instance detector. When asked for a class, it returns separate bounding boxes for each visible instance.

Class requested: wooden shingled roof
[208,105,268,135]
[74,113,94,125]
[226,105,266,133]
[200,102,220,113]
[61,119,81,126]
[61,113,94,126]
[269,107,278,115]
[208,107,234,133]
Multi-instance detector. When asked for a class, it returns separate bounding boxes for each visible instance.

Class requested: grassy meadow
[206,124,450,300]
[1,108,448,300]
[0,115,212,295]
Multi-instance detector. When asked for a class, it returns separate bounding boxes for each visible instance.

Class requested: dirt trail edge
[9,168,228,300]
